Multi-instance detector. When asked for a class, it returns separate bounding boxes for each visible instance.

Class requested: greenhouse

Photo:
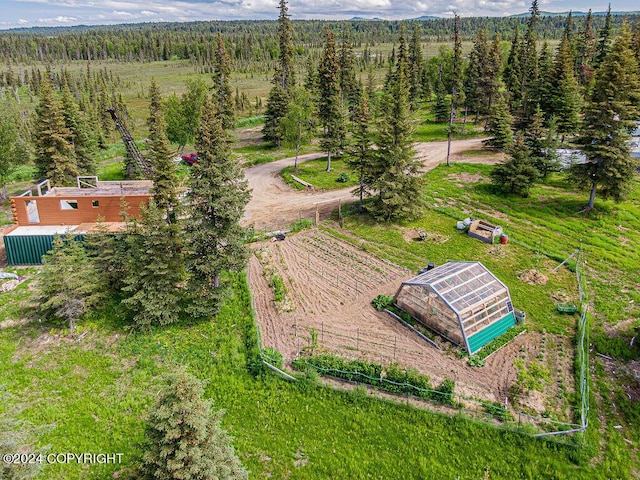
[393,261,516,355]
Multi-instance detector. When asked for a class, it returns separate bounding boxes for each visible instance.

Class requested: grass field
[0,271,632,480]
[281,157,358,190]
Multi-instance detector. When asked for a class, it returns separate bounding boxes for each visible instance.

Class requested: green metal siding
[467,312,516,354]
[4,235,55,265]
[4,235,85,266]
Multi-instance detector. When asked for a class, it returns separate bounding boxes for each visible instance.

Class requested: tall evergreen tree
[503,26,522,110]
[34,75,78,185]
[263,0,295,145]
[484,95,514,151]
[464,30,489,121]
[549,17,582,139]
[346,90,375,212]
[318,27,344,172]
[262,83,288,148]
[338,35,360,115]
[408,26,424,110]
[122,199,186,329]
[61,85,97,175]
[36,235,103,332]
[524,106,561,177]
[370,36,424,221]
[569,26,640,210]
[275,0,295,90]
[576,9,596,86]
[212,33,234,131]
[186,96,250,317]
[517,0,541,126]
[147,79,179,220]
[593,4,612,68]
[139,367,247,480]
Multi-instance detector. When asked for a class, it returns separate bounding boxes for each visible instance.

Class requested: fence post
[321,321,324,343]
[355,278,358,296]
[356,328,360,352]
[394,336,397,361]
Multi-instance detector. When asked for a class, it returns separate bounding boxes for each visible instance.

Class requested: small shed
[393,261,516,354]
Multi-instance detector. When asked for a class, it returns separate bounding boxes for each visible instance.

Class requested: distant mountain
[349,16,385,21]
[509,10,639,17]
[411,15,440,20]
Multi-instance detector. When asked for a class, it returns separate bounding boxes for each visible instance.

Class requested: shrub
[371,294,394,311]
[432,378,455,405]
[484,401,514,422]
[336,172,350,183]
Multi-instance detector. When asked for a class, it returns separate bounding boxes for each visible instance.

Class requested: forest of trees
[1,3,640,473]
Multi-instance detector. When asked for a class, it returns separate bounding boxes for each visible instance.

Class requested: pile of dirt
[518,269,549,286]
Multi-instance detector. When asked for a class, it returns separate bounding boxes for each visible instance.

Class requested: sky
[0,0,637,30]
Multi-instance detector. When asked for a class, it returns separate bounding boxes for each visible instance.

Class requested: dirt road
[242,138,500,230]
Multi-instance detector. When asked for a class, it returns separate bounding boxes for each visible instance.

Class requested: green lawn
[281,157,358,190]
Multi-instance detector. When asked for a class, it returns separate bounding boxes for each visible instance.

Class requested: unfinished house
[2,177,153,265]
[393,261,516,355]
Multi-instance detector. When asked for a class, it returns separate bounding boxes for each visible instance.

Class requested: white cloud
[37,15,78,23]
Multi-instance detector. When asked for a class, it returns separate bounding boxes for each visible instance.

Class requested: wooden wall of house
[10,195,152,226]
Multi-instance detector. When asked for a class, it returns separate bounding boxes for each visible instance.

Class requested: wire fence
[291,356,584,440]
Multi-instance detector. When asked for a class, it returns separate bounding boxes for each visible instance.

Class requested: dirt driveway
[242,138,500,230]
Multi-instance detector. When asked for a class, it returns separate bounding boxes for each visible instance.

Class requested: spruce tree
[524,106,561,177]
[34,76,78,185]
[593,4,612,68]
[122,199,186,329]
[346,90,375,212]
[370,37,424,222]
[263,83,289,148]
[139,367,247,480]
[338,36,360,115]
[549,18,582,139]
[464,30,489,121]
[263,0,295,144]
[569,26,640,210]
[408,26,424,110]
[490,136,539,197]
[212,33,234,131]
[432,76,449,123]
[147,79,179,221]
[275,0,295,90]
[484,95,513,150]
[576,9,596,86]
[61,85,97,175]
[503,25,522,110]
[186,96,250,317]
[318,27,344,172]
[517,0,541,127]
[36,235,103,332]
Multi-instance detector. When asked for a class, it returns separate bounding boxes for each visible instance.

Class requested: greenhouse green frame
[393,261,516,355]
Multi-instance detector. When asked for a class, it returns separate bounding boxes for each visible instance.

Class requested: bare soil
[248,229,575,418]
[242,138,499,230]
[518,269,549,286]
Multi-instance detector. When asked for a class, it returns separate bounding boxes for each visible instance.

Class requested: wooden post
[338,199,343,228]
[356,327,360,351]
[355,278,358,296]
[315,203,319,225]
[394,336,397,361]
[321,321,324,343]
